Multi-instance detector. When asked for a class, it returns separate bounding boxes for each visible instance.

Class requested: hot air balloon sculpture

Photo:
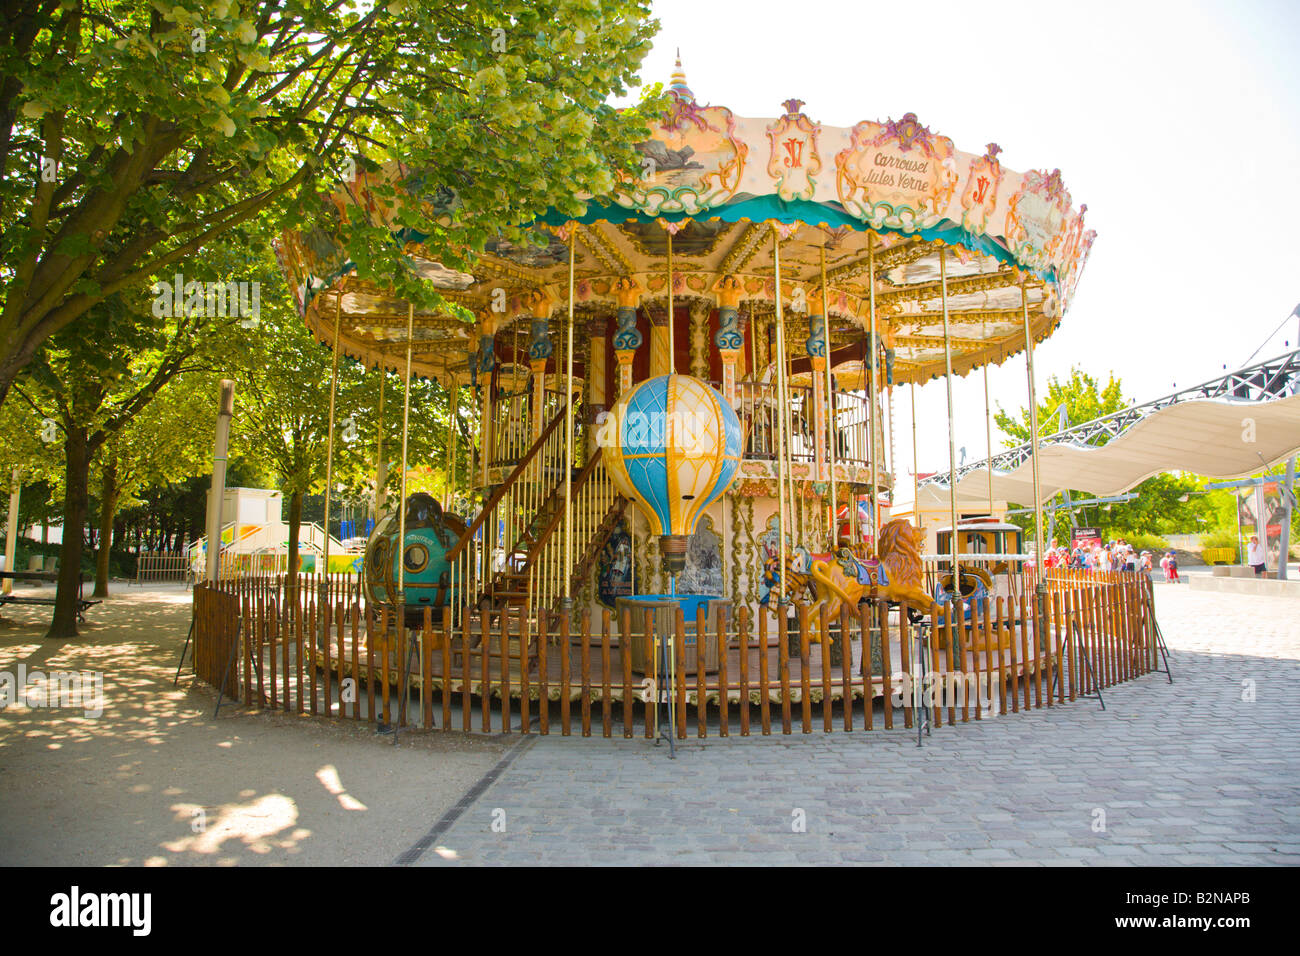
[602,374,742,580]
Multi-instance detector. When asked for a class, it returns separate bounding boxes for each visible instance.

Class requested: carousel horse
[760,546,839,645]
[932,567,993,626]
[931,566,1012,651]
[804,518,932,620]
[759,546,814,607]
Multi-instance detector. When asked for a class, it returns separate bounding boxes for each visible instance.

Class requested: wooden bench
[0,571,101,622]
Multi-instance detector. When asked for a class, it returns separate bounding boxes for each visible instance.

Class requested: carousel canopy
[277,59,1094,387]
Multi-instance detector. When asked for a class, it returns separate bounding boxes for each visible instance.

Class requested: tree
[230,267,452,599]
[11,285,233,637]
[0,0,661,408]
[995,367,1127,446]
[89,371,217,594]
[995,367,1216,544]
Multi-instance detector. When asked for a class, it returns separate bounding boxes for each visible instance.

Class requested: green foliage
[1120,532,1169,553]
[997,370,1224,541]
[0,0,663,406]
[994,367,1127,446]
[228,261,465,521]
[1199,528,1239,551]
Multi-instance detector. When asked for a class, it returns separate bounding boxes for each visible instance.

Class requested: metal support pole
[205,381,235,584]
[1021,281,1047,633]
[4,467,19,594]
[867,235,880,552]
[397,303,415,603]
[821,246,837,548]
[983,323,995,517]
[939,248,960,596]
[772,227,790,603]
[373,370,387,522]
[666,228,675,376]
[563,228,576,606]
[1278,456,1296,580]
[448,382,459,512]
[910,381,919,521]
[320,295,344,593]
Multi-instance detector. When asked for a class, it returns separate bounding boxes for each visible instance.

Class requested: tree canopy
[1,0,661,406]
[994,366,1223,544]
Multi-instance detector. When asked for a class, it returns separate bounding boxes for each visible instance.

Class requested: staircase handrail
[447,399,572,562]
[516,452,606,572]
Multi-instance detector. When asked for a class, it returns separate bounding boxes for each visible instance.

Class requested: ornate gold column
[586,315,608,454]
[649,306,671,378]
[524,289,557,447]
[476,313,500,490]
[712,274,745,404]
[611,277,643,397]
[688,301,710,380]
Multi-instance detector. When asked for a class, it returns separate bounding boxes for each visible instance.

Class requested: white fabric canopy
[924,394,1300,506]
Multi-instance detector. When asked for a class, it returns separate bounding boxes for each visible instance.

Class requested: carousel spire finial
[669,49,694,103]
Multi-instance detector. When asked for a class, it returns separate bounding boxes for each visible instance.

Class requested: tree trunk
[48,425,90,639]
[94,459,118,598]
[287,489,303,608]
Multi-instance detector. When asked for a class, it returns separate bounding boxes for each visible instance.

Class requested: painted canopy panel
[275,61,1092,388]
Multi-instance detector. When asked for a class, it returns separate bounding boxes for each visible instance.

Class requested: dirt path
[0,583,507,866]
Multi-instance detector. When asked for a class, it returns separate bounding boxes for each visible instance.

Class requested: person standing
[1166,550,1180,583]
[1247,535,1267,577]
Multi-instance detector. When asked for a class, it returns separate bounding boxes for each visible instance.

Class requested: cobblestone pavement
[407,584,1300,866]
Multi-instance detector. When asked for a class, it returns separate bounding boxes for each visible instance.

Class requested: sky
[617,0,1300,505]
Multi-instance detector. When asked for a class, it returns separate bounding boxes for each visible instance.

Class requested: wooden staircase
[444,400,626,671]
[489,455,627,615]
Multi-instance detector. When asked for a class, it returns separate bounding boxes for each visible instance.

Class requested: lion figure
[804,518,931,618]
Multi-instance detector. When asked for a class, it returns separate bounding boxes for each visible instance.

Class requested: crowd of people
[1039,537,1183,581]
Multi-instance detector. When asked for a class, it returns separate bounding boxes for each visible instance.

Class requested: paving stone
[410,588,1300,866]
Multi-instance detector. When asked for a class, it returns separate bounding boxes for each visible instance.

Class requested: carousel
[271,59,1099,717]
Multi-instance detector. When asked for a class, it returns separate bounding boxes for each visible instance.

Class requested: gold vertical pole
[772,226,789,604]
[666,227,675,376]
[564,228,576,606]
[321,294,343,594]
[910,381,919,520]
[820,245,837,548]
[1022,280,1046,591]
[867,234,879,553]
[983,322,994,517]
[397,302,415,600]
[783,298,797,539]
[446,382,459,511]
[373,369,387,522]
[887,385,895,496]
[939,247,960,595]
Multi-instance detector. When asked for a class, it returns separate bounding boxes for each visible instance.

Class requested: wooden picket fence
[188,569,1161,738]
[191,582,241,690]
